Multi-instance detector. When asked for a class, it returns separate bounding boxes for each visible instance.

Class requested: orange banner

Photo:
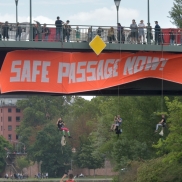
[0,50,182,94]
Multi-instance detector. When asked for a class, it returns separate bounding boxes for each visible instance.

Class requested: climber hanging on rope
[57,118,72,138]
[155,114,166,133]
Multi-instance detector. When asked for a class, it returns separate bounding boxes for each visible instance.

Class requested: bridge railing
[0,23,181,46]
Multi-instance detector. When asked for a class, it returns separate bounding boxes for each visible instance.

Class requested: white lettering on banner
[87,61,97,81]
[57,63,70,83]
[10,60,22,82]
[113,59,120,77]
[69,63,76,83]
[123,57,136,75]
[32,61,41,82]
[97,60,104,80]
[41,61,50,83]
[57,59,120,83]
[10,60,51,83]
[123,56,168,75]
[21,60,31,82]
[104,59,115,79]
[134,56,146,74]
[77,62,86,82]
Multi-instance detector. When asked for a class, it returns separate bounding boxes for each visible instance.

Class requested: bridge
[0,24,182,96]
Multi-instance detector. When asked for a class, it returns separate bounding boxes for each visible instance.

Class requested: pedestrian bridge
[0,26,182,96]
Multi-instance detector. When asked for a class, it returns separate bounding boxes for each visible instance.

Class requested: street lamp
[15,0,18,23]
[29,0,33,41]
[147,0,151,44]
[71,148,76,171]
[114,0,121,24]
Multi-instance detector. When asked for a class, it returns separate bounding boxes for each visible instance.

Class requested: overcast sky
[0,0,176,28]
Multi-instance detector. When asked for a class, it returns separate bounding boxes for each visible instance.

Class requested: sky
[0,0,176,28]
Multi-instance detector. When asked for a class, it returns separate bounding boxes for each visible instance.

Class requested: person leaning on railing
[117,23,124,43]
[63,20,72,42]
[108,26,115,43]
[146,25,153,43]
[87,27,92,42]
[178,29,182,45]
[34,20,42,41]
[130,19,138,44]
[42,23,50,42]
[55,16,64,42]
[33,24,37,41]
[2,21,9,41]
[15,22,22,41]
[75,26,80,42]
[154,21,161,45]
[0,22,2,41]
[169,30,175,45]
[97,27,103,37]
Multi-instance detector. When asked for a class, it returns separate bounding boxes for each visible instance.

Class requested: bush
[137,157,182,182]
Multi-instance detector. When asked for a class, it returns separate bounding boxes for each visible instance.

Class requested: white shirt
[138,23,145,30]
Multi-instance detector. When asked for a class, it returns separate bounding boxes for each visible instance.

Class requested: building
[0,95,26,141]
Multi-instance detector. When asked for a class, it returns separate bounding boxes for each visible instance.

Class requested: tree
[28,123,72,177]
[15,156,30,173]
[0,136,12,173]
[16,95,71,149]
[154,97,182,162]
[75,137,104,176]
[169,0,182,27]
[111,138,149,170]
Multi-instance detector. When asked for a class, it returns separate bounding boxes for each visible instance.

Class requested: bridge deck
[0,41,182,53]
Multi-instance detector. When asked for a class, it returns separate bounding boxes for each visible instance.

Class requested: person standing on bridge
[42,23,50,42]
[154,21,161,45]
[16,22,22,41]
[55,16,64,42]
[0,22,2,41]
[130,19,138,44]
[63,20,72,42]
[117,23,124,43]
[2,21,9,41]
[169,30,175,45]
[138,20,146,44]
[108,27,115,43]
[34,20,42,41]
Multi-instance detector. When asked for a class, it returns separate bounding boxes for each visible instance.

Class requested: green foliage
[169,0,182,27]
[154,97,182,162]
[137,157,182,182]
[0,136,12,172]
[16,95,71,149]
[112,138,149,170]
[28,123,72,177]
[15,156,30,172]
[75,137,104,173]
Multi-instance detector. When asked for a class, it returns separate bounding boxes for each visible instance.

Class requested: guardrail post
[91,26,93,41]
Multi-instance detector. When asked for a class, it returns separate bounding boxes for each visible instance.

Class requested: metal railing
[0,23,181,46]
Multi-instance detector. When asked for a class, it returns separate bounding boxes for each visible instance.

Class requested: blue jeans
[44,35,49,41]
[170,39,174,45]
[156,123,162,131]
[56,28,63,41]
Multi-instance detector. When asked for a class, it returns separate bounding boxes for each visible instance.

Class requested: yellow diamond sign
[89,35,106,55]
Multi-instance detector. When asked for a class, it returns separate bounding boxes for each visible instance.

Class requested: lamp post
[114,0,121,24]
[15,0,18,23]
[147,0,151,44]
[29,0,33,41]
[71,148,76,171]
